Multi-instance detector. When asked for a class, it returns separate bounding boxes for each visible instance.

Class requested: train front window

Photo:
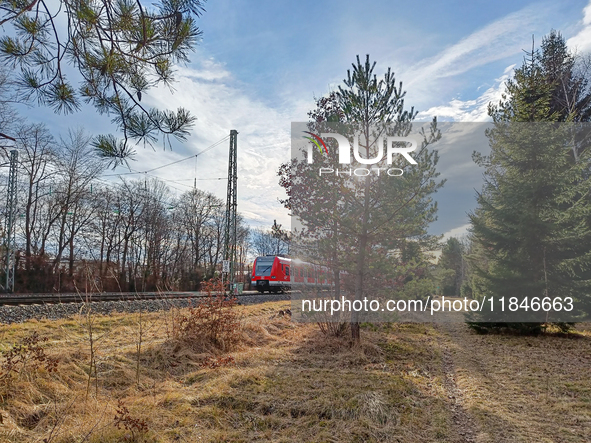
[255,258,274,276]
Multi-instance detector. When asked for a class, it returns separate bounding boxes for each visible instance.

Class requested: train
[251,255,334,293]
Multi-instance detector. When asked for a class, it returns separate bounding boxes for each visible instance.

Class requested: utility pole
[223,130,238,292]
[4,150,18,292]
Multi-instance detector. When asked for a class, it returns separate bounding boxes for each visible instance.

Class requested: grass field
[0,301,590,442]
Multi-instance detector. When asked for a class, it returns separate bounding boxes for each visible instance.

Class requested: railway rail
[0,290,264,306]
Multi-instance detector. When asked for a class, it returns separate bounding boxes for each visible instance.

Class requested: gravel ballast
[0,293,291,324]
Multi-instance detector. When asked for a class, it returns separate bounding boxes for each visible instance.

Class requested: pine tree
[540,31,591,124]
[468,33,591,333]
[438,237,464,296]
[281,55,444,341]
[0,0,206,165]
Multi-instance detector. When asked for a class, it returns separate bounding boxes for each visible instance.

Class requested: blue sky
[14,0,591,238]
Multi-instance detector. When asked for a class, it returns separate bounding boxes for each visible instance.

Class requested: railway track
[0,290,264,306]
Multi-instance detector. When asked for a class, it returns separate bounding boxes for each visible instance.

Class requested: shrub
[0,332,59,401]
[398,277,434,302]
[114,399,149,442]
[172,278,242,352]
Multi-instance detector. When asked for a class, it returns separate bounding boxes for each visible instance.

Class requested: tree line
[284,31,591,341]
[0,123,254,293]
[0,118,296,292]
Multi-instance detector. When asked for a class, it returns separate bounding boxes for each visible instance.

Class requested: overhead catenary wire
[102,135,230,177]
[123,167,226,191]
[85,174,224,210]
[148,177,226,182]
[3,134,231,210]
[5,161,226,201]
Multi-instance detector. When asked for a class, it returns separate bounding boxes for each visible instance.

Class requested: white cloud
[416,65,514,122]
[176,59,230,81]
[108,57,301,229]
[567,0,591,54]
[442,223,471,241]
[403,4,548,91]
[414,0,591,124]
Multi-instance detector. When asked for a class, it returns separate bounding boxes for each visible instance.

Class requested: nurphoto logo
[302,131,418,177]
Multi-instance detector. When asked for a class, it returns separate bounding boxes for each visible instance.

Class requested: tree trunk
[351,135,372,342]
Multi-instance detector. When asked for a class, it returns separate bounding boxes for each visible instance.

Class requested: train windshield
[254,257,274,276]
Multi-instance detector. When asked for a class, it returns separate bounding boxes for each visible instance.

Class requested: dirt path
[433,322,591,443]
[436,324,479,442]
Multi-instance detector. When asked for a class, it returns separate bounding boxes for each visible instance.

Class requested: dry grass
[440,323,591,442]
[0,304,589,442]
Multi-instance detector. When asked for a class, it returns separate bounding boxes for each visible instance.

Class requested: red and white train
[251,256,333,293]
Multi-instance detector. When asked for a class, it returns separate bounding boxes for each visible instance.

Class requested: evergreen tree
[438,237,464,296]
[468,32,591,333]
[280,55,444,340]
[540,31,591,124]
[0,0,206,165]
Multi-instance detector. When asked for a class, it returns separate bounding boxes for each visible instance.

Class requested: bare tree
[13,124,56,268]
[49,129,105,276]
[250,226,289,257]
